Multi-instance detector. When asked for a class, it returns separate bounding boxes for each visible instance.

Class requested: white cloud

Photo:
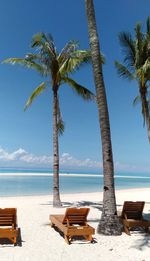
[0,147,150,173]
[60,153,102,168]
[20,154,53,164]
[0,147,52,165]
[0,148,26,161]
[0,147,101,169]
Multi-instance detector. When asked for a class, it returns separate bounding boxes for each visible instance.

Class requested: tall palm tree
[85,0,122,235]
[115,17,150,141]
[3,33,94,207]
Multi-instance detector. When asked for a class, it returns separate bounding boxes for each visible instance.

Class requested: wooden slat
[121,201,145,218]
[62,208,90,224]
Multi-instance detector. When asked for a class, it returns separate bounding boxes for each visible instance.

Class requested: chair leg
[13,236,17,246]
[9,236,16,245]
[145,227,149,233]
[50,222,54,228]
[85,235,93,241]
[64,235,70,244]
[124,225,131,235]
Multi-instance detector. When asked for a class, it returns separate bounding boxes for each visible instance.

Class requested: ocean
[0,169,150,196]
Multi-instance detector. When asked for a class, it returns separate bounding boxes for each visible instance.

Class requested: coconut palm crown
[115,17,150,141]
[3,32,95,206]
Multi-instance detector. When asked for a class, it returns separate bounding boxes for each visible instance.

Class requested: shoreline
[0,187,149,199]
[0,172,150,179]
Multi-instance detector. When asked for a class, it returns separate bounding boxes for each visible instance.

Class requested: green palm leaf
[32,32,57,61]
[115,61,134,80]
[58,50,91,76]
[133,95,141,106]
[24,82,47,110]
[146,17,150,35]
[118,32,135,68]
[62,76,95,100]
[116,17,150,140]
[142,59,150,75]
[58,41,79,65]
[134,23,144,67]
[3,57,47,76]
[57,97,65,135]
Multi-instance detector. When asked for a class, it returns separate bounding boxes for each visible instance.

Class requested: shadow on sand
[0,228,23,247]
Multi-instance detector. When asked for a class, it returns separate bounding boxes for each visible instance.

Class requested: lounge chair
[0,208,18,245]
[120,201,150,235]
[50,207,95,244]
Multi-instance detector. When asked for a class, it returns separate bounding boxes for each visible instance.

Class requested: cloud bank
[0,147,101,170]
[0,147,150,173]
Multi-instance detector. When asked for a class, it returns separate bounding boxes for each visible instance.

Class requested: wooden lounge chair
[0,208,18,245]
[50,207,95,244]
[120,201,150,235]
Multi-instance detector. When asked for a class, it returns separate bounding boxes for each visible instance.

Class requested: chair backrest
[62,208,90,225]
[0,208,17,228]
[121,201,145,219]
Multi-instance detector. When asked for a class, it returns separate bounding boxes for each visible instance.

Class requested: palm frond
[3,57,47,76]
[133,95,141,106]
[115,61,134,80]
[146,17,150,35]
[58,41,79,65]
[32,32,56,57]
[57,98,65,135]
[139,84,150,127]
[25,53,42,61]
[117,18,150,142]
[57,119,65,135]
[134,23,144,67]
[24,82,47,110]
[58,50,91,76]
[31,32,44,47]
[118,32,135,68]
[142,59,150,75]
[59,49,105,77]
[31,33,58,77]
[62,76,95,100]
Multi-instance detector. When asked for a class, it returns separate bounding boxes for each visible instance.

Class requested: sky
[0,0,150,173]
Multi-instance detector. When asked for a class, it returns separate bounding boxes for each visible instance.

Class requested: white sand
[0,188,150,261]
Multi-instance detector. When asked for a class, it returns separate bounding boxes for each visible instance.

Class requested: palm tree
[115,17,150,141]
[85,0,122,235]
[3,33,94,207]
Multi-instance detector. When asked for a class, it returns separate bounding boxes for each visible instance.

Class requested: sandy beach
[0,188,150,261]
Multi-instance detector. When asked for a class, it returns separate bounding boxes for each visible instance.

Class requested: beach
[0,188,149,261]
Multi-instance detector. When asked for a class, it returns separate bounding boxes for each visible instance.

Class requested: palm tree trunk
[85,0,121,235]
[52,87,62,207]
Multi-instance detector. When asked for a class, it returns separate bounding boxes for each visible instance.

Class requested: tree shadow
[40,201,73,208]
[63,200,103,211]
[41,200,103,209]
[123,211,150,250]
[143,213,150,219]
[131,233,150,250]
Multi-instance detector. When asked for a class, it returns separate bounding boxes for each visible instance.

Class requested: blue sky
[0,0,150,173]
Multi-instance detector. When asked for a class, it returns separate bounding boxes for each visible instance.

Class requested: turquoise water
[0,170,150,196]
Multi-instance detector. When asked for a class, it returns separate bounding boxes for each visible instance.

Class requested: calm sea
[0,169,150,196]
